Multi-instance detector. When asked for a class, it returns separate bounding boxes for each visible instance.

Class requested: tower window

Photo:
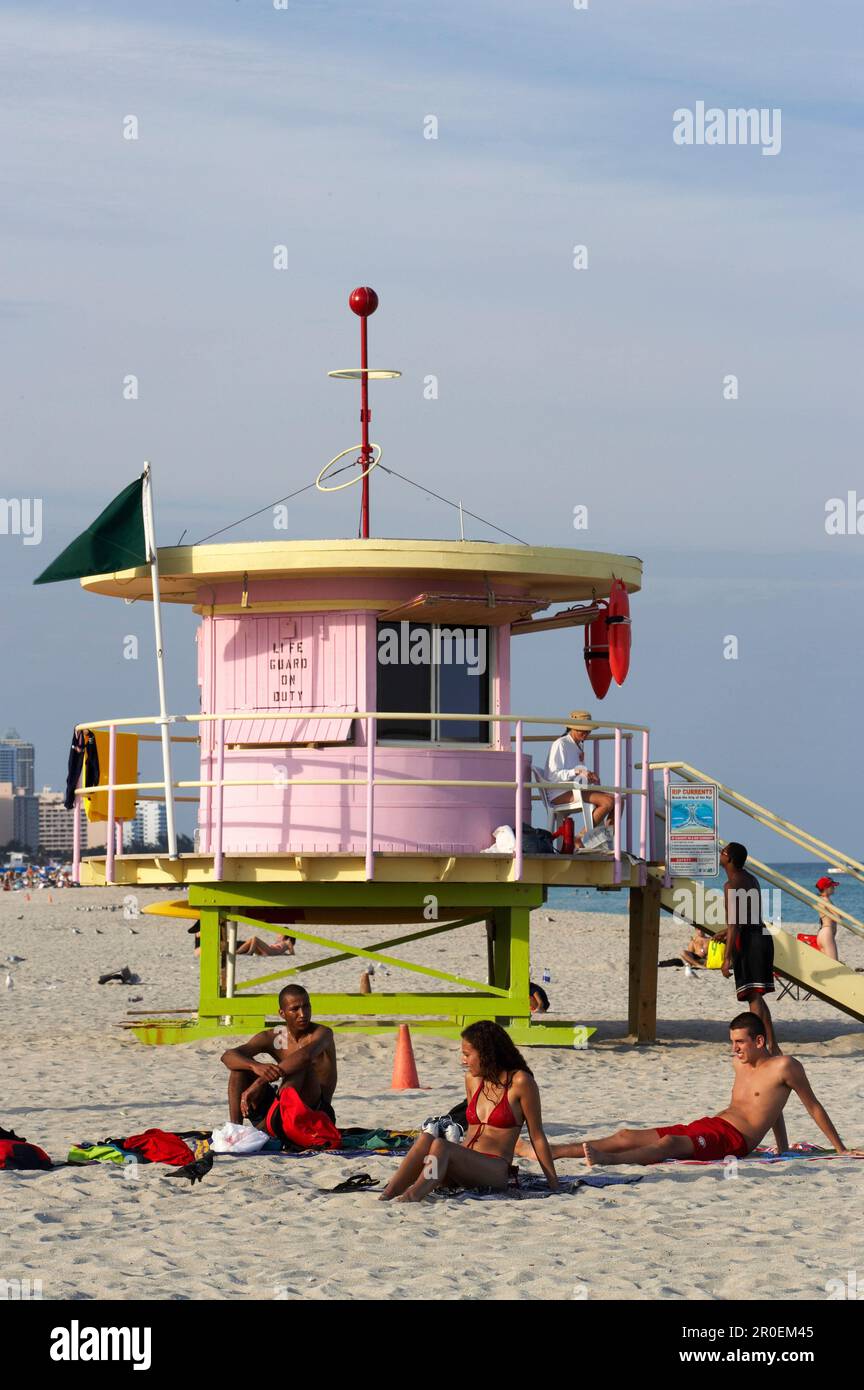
[376,622,491,743]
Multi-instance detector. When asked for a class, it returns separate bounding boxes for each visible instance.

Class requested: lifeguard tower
[65,288,864,1043]
[66,290,669,1046]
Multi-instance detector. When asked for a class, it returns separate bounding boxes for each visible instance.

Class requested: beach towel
[338,1128,415,1153]
[115,1129,196,1167]
[265,1088,342,1151]
[679,1143,864,1166]
[0,1139,52,1170]
[438,1173,643,1201]
[67,1143,129,1166]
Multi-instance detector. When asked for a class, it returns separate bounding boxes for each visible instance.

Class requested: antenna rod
[349,286,379,539]
[360,314,370,538]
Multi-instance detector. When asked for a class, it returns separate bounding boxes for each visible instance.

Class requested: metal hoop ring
[327,368,401,380]
[315,443,382,493]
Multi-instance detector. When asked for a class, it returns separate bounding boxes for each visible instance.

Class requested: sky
[0,0,862,858]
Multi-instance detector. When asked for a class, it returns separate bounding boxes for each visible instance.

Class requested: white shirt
[543,734,590,786]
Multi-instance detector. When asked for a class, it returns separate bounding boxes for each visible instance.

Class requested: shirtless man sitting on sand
[221,983,337,1127]
[515,1013,862,1167]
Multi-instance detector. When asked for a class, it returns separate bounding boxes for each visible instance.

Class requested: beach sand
[1,886,862,1302]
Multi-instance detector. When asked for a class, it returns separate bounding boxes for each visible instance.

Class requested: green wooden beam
[238,916,484,990]
[189,882,546,911]
[217,913,511,998]
[197,907,221,1016]
[197,991,520,1019]
[127,1016,596,1047]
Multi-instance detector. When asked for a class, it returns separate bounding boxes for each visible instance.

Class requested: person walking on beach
[514,1013,863,1166]
[542,711,613,828]
[717,842,779,1055]
[221,983,337,1126]
[814,876,841,961]
[380,1020,559,1201]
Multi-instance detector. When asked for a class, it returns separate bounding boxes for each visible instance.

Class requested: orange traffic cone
[391,1023,421,1089]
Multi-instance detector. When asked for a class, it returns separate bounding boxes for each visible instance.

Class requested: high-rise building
[0,729,35,796]
[123,800,168,849]
[14,795,40,851]
[37,788,76,856]
[0,782,14,845]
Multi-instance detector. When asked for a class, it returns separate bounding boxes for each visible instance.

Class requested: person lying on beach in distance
[188,922,294,957]
[514,1013,863,1168]
[236,935,295,956]
[379,1020,558,1202]
[681,926,709,972]
[529,981,550,1014]
[221,984,337,1126]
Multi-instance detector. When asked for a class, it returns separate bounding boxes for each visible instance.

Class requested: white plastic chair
[534,776,593,838]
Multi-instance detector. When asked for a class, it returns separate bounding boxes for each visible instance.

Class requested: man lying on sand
[681,926,709,972]
[515,1013,863,1167]
[221,984,337,1126]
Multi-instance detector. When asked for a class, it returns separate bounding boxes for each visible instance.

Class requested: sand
[1,885,862,1302]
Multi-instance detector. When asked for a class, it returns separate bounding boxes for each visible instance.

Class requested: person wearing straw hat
[542,710,614,828]
[814,876,841,961]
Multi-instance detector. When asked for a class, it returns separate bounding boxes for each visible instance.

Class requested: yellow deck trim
[79,538,643,605]
[82,851,650,889]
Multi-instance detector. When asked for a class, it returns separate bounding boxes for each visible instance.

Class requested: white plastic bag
[483,825,516,854]
[211,1122,270,1155]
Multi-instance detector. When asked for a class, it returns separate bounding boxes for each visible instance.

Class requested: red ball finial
[349,286,378,317]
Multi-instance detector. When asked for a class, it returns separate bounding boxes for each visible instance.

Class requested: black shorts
[733,926,775,999]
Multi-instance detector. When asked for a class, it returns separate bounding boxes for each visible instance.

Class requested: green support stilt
[126,880,595,1048]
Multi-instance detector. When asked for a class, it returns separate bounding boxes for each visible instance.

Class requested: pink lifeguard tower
[74,289,662,1047]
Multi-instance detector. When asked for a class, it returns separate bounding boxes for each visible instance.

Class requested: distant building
[86,818,108,850]
[37,788,76,855]
[0,731,38,849]
[14,795,40,852]
[0,782,14,845]
[123,800,168,849]
[0,730,35,796]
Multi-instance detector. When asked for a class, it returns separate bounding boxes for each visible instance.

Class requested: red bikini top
[465,1075,519,1133]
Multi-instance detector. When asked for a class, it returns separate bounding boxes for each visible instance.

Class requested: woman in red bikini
[379,1020,559,1201]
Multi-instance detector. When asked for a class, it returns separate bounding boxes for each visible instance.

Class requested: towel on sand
[437,1173,643,1201]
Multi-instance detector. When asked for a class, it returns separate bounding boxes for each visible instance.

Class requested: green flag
[33,475,147,584]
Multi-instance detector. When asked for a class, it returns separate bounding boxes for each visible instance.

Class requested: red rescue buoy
[584,606,612,700]
[607,578,631,686]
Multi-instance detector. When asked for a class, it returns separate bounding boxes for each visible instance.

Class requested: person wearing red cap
[815,877,841,961]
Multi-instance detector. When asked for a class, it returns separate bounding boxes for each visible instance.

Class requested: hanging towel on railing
[64,729,100,811]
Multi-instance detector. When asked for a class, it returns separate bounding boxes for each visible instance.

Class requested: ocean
[548,862,863,927]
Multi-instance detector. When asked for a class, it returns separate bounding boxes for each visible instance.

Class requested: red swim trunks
[656,1115,749,1162]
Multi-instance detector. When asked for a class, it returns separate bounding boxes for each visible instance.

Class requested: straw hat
[566,709,593,732]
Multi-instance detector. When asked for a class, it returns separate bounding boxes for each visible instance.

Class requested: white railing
[71,711,651,886]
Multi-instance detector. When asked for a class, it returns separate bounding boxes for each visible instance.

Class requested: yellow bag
[706,939,726,970]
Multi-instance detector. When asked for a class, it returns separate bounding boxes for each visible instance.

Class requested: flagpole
[141,462,178,860]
